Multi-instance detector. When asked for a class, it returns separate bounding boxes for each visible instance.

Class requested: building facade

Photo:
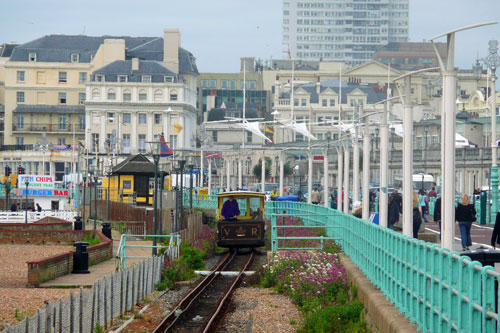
[283,0,409,67]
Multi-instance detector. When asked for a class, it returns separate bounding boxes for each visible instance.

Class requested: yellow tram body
[216,191,266,248]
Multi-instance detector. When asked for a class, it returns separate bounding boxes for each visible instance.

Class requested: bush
[83,232,100,246]
[260,250,367,332]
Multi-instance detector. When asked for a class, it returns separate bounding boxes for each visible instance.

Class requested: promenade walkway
[40,227,154,288]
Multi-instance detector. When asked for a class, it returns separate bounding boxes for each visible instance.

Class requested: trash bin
[72,241,90,274]
[101,222,112,240]
[462,248,500,311]
[74,216,83,231]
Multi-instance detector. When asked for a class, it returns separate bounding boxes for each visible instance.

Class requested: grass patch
[83,232,101,246]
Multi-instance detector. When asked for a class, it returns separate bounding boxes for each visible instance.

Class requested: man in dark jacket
[392,188,402,214]
[492,212,500,249]
[434,197,441,239]
[221,196,240,221]
[388,195,400,229]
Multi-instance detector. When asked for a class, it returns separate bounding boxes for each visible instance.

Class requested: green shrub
[83,232,100,246]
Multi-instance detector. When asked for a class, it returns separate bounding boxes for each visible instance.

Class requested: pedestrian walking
[455,194,476,251]
[418,189,428,222]
[36,203,42,212]
[428,187,437,198]
[10,202,17,212]
[311,187,320,204]
[388,194,400,229]
[434,196,442,240]
[413,192,422,239]
[491,211,500,249]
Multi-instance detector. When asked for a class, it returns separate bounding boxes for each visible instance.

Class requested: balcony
[12,123,85,133]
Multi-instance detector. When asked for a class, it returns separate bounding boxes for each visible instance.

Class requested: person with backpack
[455,194,476,251]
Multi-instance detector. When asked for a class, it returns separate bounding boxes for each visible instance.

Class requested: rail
[0,210,77,223]
[187,194,500,332]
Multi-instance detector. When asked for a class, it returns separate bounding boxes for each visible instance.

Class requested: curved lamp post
[148,141,161,256]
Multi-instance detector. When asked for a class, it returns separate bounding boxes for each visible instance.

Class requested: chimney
[132,58,139,71]
[163,29,180,73]
[316,76,321,94]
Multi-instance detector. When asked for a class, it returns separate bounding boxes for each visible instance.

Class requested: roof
[112,154,155,174]
[8,34,198,75]
[207,107,260,121]
[282,79,385,104]
[12,105,85,114]
[216,191,265,198]
[0,43,18,57]
[92,60,177,82]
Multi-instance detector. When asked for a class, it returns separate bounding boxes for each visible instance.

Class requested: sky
[1,0,499,72]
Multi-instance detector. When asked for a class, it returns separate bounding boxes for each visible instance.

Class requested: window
[92,89,100,100]
[95,75,104,82]
[164,76,174,83]
[138,135,146,152]
[58,92,67,104]
[247,131,252,143]
[59,115,67,130]
[79,93,86,105]
[92,134,99,152]
[58,138,66,145]
[123,113,131,124]
[107,90,116,100]
[71,54,79,63]
[79,72,87,83]
[123,89,131,101]
[154,89,163,102]
[212,131,217,142]
[122,134,130,153]
[59,72,67,83]
[169,135,178,149]
[139,90,147,101]
[118,75,128,83]
[16,137,24,145]
[17,71,25,82]
[301,98,306,106]
[37,71,45,84]
[154,114,162,124]
[294,98,299,107]
[107,113,115,123]
[170,91,178,101]
[79,115,85,130]
[422,59,433,64]
[296,133,304,141]
[141,75,151,83]
[29,53,37,62]
[408,58,418,65]
[16,115,24,129]
[330,99,335,107]
[322,99,327,107]
[16,92,25,103]
[92,112,100,124]
[138,113,147,124]
[380,58,392,64]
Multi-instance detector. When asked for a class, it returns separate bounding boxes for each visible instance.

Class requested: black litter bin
[101,222,112,240]
[72,241,90,274]
[74,216,83,231]
[462,248,500,311]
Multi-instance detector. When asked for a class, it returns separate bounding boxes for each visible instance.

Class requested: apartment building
[282,0,409,67]
[0,29,198,180]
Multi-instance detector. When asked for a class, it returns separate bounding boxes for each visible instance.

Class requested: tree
[253,162,271,181]
[283,163,293,177]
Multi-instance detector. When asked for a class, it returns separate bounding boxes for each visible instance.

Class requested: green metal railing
[187,194,500,332]
[116,233,180,270]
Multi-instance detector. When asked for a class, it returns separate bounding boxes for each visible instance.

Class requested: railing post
[271,214,277,253]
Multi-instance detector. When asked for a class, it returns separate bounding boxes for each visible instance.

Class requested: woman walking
[412,192,422,239]
[455,194,476,251]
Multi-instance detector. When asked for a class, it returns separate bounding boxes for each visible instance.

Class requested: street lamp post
[106,164,112,222]
[158,162,170,235]
[430,21,497,250]
[187,155,194,212]
[148,141,161,256]
[24,180,29,223]
[480,40,500,222]
[174,153,186,233]
[94,162,98,230]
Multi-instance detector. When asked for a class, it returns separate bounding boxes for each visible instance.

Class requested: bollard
[480,191,487,225]
[72,241,90,274]
[101,222,112,240]
[74,215,83,231]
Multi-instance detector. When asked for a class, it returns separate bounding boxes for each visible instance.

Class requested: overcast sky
[1,0,499,72]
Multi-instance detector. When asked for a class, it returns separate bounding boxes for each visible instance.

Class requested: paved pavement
[40,228,154,288]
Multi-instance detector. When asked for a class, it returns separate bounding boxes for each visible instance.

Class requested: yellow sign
[174,122,183,133]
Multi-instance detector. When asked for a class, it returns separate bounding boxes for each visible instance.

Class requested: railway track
[153,250,255,333]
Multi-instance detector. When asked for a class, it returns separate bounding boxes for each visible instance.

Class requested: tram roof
[216,191,265,198]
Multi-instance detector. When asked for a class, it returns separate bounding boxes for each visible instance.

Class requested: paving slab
[40,228,155,288]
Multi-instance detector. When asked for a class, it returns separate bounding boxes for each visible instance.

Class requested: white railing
[0,210,77,223]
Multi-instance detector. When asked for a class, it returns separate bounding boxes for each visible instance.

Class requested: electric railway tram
[215,191,266,248]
